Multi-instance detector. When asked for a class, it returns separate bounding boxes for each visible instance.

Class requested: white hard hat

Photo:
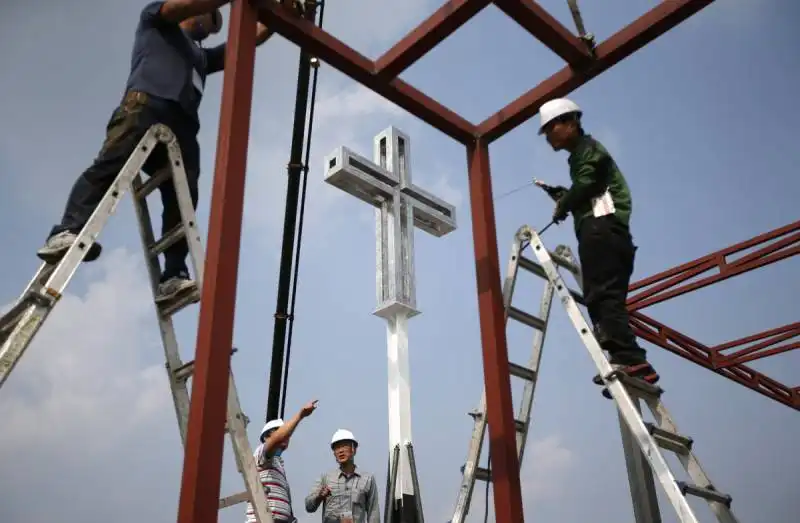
[330,429,358,447]
[260,419,284,442]
[538,98,582,134]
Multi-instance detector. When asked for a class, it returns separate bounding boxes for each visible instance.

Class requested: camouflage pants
[52,91,200,277]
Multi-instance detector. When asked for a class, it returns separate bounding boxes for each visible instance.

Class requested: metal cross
[324,126,457,318]
[324,126,457,509]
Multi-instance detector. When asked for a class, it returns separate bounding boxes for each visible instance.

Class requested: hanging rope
[275,0,326,420]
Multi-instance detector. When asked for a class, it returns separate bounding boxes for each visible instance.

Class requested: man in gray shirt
[305,429,381,523]
[37,0,272,303]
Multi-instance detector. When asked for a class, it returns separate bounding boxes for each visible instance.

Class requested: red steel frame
[176,1,797,522]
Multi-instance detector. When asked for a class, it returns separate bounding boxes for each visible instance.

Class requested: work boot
[592,361,659,399]
[155,271,197,304]
[37,231,103,264]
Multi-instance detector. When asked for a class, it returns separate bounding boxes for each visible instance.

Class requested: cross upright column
[324,127,457,523]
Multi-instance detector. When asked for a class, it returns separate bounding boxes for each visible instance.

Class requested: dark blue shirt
[125,1,225,125]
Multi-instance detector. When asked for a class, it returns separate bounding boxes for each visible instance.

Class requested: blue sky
[0,1,797,522]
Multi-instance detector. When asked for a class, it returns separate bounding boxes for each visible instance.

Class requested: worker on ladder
[537,98,659,390]
[304,429,380,523]
[246,400,319,523]
[35,0,272,303]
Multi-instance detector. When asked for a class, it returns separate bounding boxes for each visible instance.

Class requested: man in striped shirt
[245,399,319,523]
[304,429,380,523]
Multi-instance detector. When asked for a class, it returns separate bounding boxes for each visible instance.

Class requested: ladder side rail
[450,392,488,523]
[226,375,274,523]
[505,229,558,458]
[644,397,740,523]
[619,402,664,523]
[44,126,167,293]
[0,126,165,390]
[514,281,555,461]
[131,176,192,442]
[163,135,205,284]
[159,136,274,522]
[452,233,542,523]
[451,235,527,523]
[8,263,56,313]
[555,243,662,523]
[527,231,701,523]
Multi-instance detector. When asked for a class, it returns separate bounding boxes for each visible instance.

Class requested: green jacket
[559,134,632,234]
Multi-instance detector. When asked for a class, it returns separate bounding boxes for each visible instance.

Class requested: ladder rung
[172,347,238,382]
[219,490,250,509]
[172,360,195,382]
[518,252,580,279]
[644,422,693,454]
[474,466,490,482]
[148,225,185,257]
[0,293,53,333]
[509,361,536,382]
[516,257,586,306]
[508,306,545,330]
[676,481,733,507]
[467,410,525,434]
[159,288,201,317]
[134,169,172,200]
[611,370,664,398]
[517,255,540,274]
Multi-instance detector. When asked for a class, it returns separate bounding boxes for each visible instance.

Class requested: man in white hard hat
[537,97,659,395]
[244,399,319,523]
[304,429,380,523]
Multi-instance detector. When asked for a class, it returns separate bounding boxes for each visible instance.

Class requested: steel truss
[174,1,796,522]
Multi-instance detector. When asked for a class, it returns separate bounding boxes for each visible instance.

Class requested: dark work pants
[51,91,200,279]
[577,215,647,364]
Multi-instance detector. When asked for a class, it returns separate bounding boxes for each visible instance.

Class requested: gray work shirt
[305,467,381,523]
[126,1,226,125]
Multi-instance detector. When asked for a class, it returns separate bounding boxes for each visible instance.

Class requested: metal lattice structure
[175,1,798,522]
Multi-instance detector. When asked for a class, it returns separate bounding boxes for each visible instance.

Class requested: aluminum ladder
[0,124,274,523]
[450,228,576,523]
[524,224,739,523]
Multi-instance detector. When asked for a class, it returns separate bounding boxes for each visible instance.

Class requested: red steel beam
[467,139,524,522]
[176,2,258,523]
[256,2,477,144]
[631,312,800,411]
[478,0,717,143]
[628,220,800,311]
[374,0,492,79]
[711,322,799,368]
[493,0,591,64]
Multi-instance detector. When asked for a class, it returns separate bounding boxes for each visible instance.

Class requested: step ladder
[0,124,274,523]
[450,225,739,523]
[524,224,738,523]
[449,229,576,523]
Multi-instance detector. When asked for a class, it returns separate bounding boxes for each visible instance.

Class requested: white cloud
[0,248,179,522]
[244,83,418,236]
[520,434,576,501]
[0,249,168,447]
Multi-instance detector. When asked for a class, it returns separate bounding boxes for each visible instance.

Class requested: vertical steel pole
[176,2,258,522]
[466,139,524,522]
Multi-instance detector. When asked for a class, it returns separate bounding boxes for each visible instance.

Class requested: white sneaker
[155,275,197,304]
[37,231,103,264]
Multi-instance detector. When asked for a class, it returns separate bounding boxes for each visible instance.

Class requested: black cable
[278,1,325,419]
[265,2,324,422]
[483,450,490,523]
